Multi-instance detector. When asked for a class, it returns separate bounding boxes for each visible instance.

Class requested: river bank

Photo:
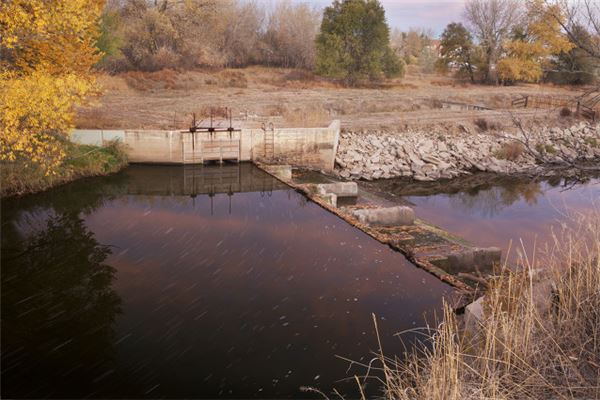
[335,121,600,181]
[1,140,128,198]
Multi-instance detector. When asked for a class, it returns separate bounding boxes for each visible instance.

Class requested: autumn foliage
[498,0,574,82]
[0,0,104,172]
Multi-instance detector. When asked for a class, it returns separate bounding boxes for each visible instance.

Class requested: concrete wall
[71,120,340,171]
[243,120,340,171]
[70,129,124,146]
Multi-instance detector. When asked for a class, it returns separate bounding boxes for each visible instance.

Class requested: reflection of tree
[1,210,122,397]
[448,181,543,217]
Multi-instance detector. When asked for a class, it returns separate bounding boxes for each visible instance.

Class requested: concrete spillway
[71,120,340,172]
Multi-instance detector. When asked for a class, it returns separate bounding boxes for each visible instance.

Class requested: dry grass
[360,211,600,400]
[282,105,330,127]
[495,142,525,161]
[474,117,503,132]
[121,69,179,91]
[80,67,586,131]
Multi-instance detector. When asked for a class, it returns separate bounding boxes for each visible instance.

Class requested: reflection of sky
[407,178,600,261]
[83,188,452,397]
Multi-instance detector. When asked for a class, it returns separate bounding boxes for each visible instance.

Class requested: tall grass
[366,211,600,400]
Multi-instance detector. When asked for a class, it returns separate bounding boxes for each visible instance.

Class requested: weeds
[474,118,502,132]
[361,212,600,400]
[495,141,525,161]
[220,70,248,88]
[585,137,599,148]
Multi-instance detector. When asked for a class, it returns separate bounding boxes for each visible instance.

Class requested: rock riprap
[335,122,600,181]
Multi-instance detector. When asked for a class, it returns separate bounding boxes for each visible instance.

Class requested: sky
[291,0,468,35]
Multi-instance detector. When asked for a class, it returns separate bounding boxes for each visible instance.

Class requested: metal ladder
[263,122,275,161]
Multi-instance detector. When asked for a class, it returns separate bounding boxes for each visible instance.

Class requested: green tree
[551,24,599,84]
[315,0,401,85]
[437,22,478,82]
[96,9,124,70]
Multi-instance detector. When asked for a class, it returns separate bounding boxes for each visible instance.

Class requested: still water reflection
[2,165,452,398]
[374,174,600,261]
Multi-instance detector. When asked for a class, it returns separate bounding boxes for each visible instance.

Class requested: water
[1,164,452,398]
[364,173,600,262]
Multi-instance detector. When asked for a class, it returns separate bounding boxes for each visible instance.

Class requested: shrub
[284,70,316,81]
[560,107,572,117]
[474,118,489,131]
[432,99,444,109]
[1,141,127,197]
[495,141,525,161]
[584,137,598,148]
[545,144,557,154]
[219,71,248,88]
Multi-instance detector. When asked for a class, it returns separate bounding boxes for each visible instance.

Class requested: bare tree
[464,0,523,85]
[546,0,600,60]
[100,0,322,71]
[263,1,321,69]
[218,1,265,67]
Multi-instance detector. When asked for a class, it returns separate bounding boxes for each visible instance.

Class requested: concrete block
[464,295,485,335]
[262,165,292,182]
[321,193,337,207]
[446,247,501,274]
[316,182,358,198]
[352,206,415,226]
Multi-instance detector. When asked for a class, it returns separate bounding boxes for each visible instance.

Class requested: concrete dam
[71,120,341,172]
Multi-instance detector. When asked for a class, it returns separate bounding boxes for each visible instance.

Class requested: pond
[361,173,600,262]
[1,164,453,398]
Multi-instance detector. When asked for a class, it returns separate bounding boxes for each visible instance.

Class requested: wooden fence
[512,94,597,122]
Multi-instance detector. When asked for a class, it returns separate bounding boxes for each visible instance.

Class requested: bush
[560,107,572,117]
[219,71,248,88]
[495,141,525,161]
[1,141,128,197]
[474,118,489,131]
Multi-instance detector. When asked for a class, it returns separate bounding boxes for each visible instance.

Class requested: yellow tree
[498,0,574,82]
[0,0,104,172]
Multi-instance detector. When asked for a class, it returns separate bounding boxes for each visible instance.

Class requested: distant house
[427,39,442,57]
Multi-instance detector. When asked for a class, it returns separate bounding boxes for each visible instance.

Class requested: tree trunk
[487,48,499,85]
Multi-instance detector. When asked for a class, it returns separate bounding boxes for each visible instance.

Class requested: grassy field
[76,67,590,133]
[1,141,128,197]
